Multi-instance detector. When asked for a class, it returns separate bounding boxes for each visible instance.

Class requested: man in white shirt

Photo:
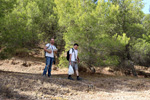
[68,43,82,80]
[43,38,57,77]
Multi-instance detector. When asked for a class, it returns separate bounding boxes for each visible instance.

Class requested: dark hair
[74,43,79,46]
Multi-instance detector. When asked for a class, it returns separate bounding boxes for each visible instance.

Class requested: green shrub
[0,48,15,59]
[130,39,150,66]
[0,48,30,59]
[58,52,69,68]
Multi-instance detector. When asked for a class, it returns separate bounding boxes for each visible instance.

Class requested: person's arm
[69,49,72,65]
[44,45,52,53]
[77,56,80,63]
[54,51,57,54]
[54,46,58,54]
[69,54,72,65]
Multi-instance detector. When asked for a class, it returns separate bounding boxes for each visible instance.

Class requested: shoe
[68,76,74,80]
[43,74,46,77]
[77,77,82,81]
[48,75,51,77]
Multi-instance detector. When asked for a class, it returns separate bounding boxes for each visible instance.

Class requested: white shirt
[45,43,57,58]
[69,48,78,62]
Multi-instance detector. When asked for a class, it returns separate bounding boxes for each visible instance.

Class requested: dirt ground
[0,57,150,100]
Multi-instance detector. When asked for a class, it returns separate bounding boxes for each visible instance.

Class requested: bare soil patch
[0,57,150,100]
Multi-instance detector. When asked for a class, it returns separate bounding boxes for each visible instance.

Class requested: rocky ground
[0,57,150,100]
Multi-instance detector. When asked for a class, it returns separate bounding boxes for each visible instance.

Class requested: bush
[130,39,150,67]
[99,55,120,66]
[58,52,69,68]
[95,33,130,66]
[14,48,30,57]
[0,48,30,60]
[0,48,15,59]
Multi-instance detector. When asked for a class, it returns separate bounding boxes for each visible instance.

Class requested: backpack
[44,44,51,57]
[66,48,74,61]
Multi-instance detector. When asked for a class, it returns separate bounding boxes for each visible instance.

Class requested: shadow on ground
[0,70,150,99]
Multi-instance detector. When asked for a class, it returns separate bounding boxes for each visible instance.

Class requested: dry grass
[0,57,150,100]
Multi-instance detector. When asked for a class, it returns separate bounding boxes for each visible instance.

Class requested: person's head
[50,38,55,45]
[74,43,79,50]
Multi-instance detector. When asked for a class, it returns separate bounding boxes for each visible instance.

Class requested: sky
[142,0,150,14]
